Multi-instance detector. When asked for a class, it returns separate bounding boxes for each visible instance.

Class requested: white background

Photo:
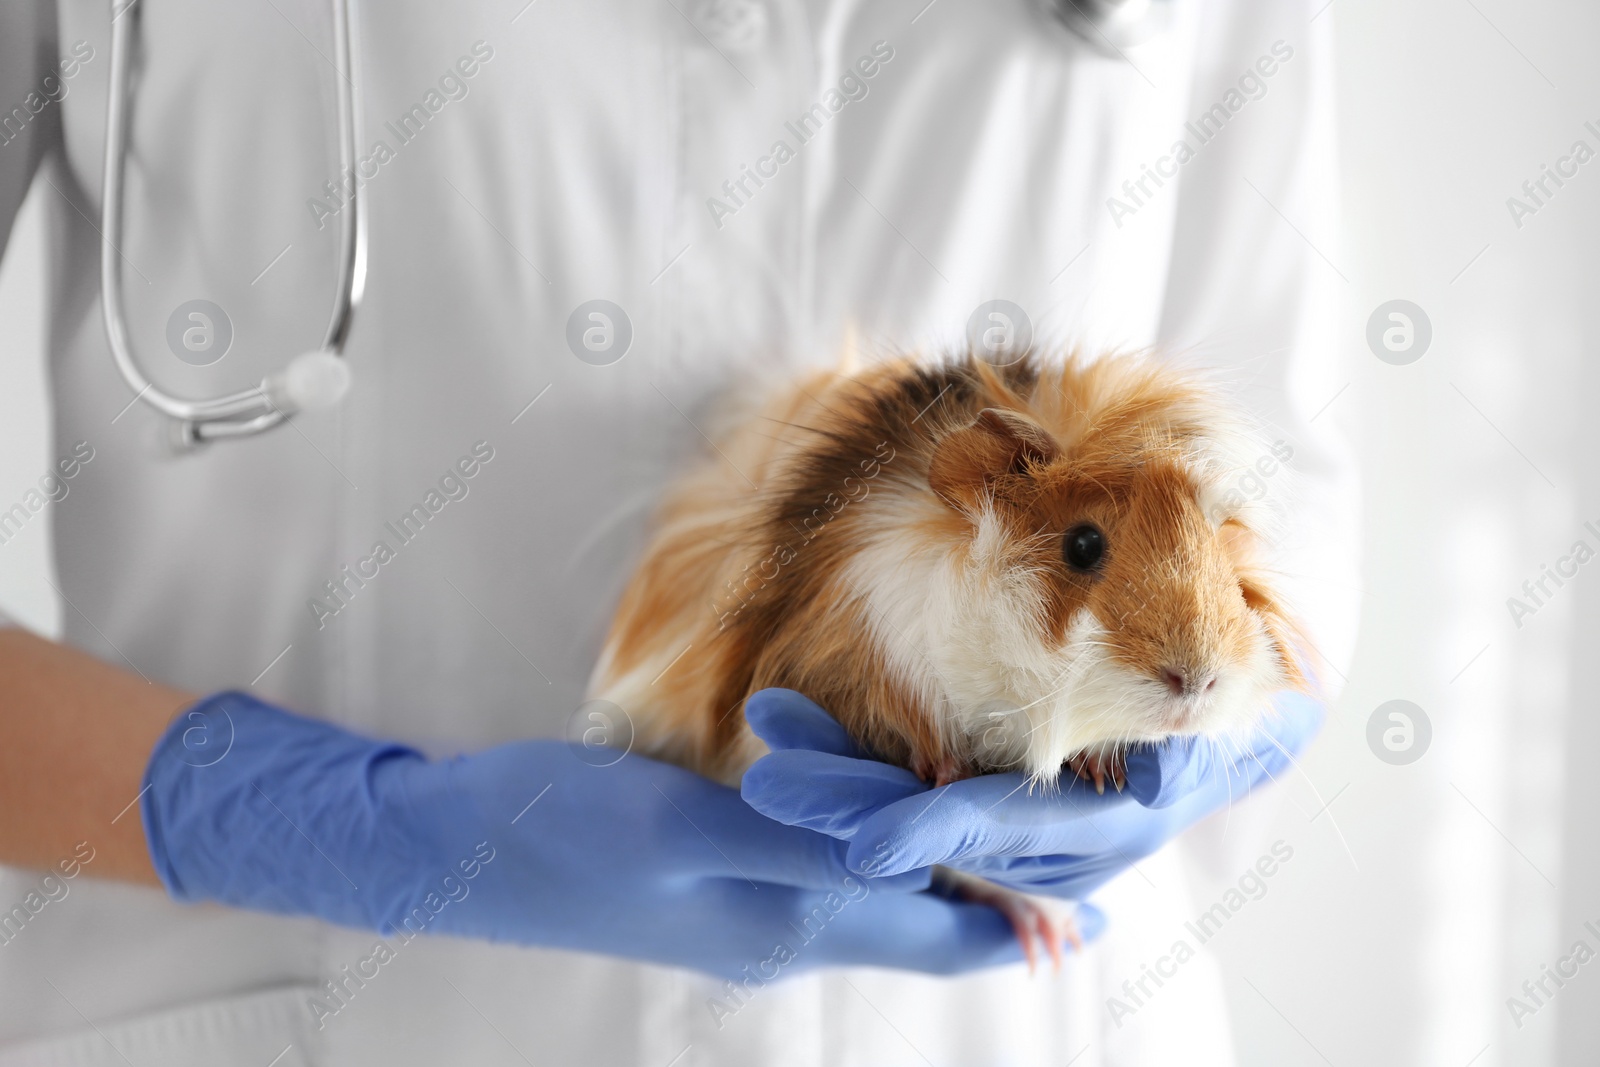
[2,1,1597,1063]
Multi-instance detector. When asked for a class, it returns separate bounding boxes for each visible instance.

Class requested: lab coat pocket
[0,984,320,1067]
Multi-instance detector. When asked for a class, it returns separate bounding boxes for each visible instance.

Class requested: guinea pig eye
[1063,524,1105,572]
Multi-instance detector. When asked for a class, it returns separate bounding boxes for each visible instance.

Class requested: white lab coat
[0,0,1357,1063]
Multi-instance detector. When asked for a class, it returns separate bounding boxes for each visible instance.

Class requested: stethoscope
[99,0,1166,447]
[101,0,364,446]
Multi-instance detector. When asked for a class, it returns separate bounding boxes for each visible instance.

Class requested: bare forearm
[0,629,193,885]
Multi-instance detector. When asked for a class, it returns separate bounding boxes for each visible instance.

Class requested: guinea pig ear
[928,408,1061,507]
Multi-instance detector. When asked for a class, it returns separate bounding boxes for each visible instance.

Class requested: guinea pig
[588,349,1308,965]
[591,349,1307,792]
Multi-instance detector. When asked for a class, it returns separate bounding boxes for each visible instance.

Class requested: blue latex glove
[142,690,1079,978]
[741,688,1325,899]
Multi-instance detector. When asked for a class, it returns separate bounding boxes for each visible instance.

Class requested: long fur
[589,351,1307,787]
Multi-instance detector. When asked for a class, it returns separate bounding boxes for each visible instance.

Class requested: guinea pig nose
[1159,666,1217,697]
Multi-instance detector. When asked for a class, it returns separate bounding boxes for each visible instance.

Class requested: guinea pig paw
[912,751,971,789]
[1067,749,1127,795]
[986,890,1079,975]
[937,870,1080,975]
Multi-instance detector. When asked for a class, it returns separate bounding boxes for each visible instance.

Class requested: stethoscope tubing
[99,0,366,443]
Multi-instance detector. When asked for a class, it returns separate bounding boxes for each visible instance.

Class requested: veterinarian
[0,0,1356,1063]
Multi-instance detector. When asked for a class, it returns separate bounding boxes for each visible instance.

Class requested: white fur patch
[1177,402,1294,540]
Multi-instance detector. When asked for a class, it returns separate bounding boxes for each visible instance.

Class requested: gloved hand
[141,690,1078,978]
[740,688,1325,899]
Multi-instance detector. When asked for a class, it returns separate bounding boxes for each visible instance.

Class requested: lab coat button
[696,0,767,52]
